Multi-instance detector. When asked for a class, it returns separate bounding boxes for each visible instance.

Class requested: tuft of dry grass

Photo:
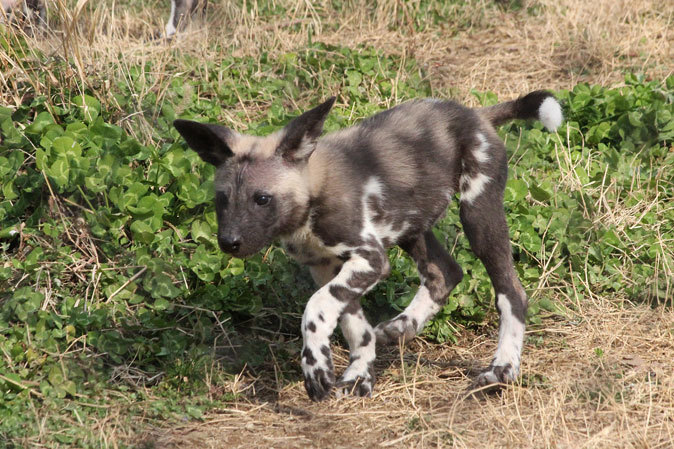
[139,298,674,448]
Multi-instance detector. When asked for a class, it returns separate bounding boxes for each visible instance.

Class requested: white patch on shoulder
[538,96,563,132]
[360,177,407,245]
[165,0,177,37]
[492,293,525,371]
[459,173,491,203]
[474,133,490,163]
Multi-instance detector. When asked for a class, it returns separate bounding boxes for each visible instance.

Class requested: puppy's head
[174,97,335,257]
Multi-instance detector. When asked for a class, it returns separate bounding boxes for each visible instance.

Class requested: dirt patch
[141,300,674,448]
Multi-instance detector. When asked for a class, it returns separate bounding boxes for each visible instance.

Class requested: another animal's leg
[375,231,463,344]
[302,247,388,401]
[1,0,44,25]
[166,0,205,37]
[165,0,178,37]
[0,0,14,23]
[459,169,527,386]
[25,0,45,26]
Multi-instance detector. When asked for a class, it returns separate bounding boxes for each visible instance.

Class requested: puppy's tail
[478,90,563,132]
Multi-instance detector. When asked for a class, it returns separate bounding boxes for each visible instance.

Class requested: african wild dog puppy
[1,0,46,27]
[165,0,207,37]
[173,91,563,401]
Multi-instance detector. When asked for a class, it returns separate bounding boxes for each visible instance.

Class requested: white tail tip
[538,96,563,132]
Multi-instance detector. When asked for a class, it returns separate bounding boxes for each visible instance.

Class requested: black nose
[218,236,241,253]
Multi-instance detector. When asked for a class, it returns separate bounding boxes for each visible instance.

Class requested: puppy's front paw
[302,345,335,401]
[374,315,417,345]
[337,369,375,398]
[474,363,517,389]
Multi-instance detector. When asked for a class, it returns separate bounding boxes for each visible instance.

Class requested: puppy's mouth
[219,243,266,259]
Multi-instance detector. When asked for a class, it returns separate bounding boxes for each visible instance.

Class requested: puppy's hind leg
[459,163,528,387]
[375,231,463,345]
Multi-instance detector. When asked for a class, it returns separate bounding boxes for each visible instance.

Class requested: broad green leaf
[73,94,101,124]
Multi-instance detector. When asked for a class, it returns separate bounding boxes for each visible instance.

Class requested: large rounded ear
[276,97,336,162]
[173,119,235,166]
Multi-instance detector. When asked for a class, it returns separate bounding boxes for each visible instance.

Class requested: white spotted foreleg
[476,293,525,386]
[301,288,342,402]
[375,285,442,345]
[338,311,376,397]
[301,252,383,401]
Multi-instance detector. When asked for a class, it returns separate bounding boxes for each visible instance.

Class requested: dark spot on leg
[318,313,325,322]
[343,300,360,315]
[347,270,377,291]
[307,321,316,333]
[360,331,372,347]
[305,367,334,402]
[329,284,356,302]
[355,248,387,277]
[320,345,333,370]
[412,318,418,330]
[349,354,361,364]
[302,347,316,366]
[493,364,512,382]
[367,361,375,379]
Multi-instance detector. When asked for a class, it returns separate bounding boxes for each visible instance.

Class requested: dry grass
[140,298,674,448]
[4,0,672,114]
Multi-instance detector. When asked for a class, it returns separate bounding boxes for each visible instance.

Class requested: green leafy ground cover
[1,19,673,447]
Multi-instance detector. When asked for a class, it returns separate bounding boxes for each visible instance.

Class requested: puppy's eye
[216,191,229,209]
[253,193,272,206]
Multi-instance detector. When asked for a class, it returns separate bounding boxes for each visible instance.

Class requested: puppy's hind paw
[374,315,418,345]
[472,363,517,391]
